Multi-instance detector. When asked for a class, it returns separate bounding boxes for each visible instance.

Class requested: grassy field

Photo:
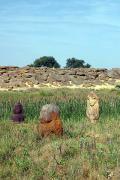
[0,88,120,179]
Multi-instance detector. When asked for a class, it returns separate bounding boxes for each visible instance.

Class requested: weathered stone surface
[25,74,33,78]
[9,78,25,87]
[0,66,120,89]
[11,102,25,123]
[67,70,77,75]
[108,68,120,79]
[38,104,63,137]
[35,73,49,82]
[86,92,99,123]
[0,66,18,71]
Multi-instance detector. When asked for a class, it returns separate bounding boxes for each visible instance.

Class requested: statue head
[40,104,60,123]
[87,91,99,107]
[13,102,24,114]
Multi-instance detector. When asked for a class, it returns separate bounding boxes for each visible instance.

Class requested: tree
[30,56,60,68]
[65,58,91,68]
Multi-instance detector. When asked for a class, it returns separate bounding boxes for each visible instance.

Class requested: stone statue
[38,104,63,137]
[11,102,25,123]
[86,92,99,123]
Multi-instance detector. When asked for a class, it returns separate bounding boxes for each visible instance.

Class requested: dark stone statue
[11,102,25,123]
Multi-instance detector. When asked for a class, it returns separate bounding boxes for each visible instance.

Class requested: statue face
[40,104,60,123]
[13,102,23,114]
[87,92,99,106]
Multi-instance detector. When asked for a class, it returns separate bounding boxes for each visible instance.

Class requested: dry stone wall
[0,66,120,90]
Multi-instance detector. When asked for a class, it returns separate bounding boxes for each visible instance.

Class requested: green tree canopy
[65,58,91,68]
[30,56,60,68]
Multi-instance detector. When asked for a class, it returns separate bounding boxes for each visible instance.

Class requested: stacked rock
[86,92,99,123]
[38,104,63,137]
[11,102,25,123]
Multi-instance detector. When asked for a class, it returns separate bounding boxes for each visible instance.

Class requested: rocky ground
[0,66,120,90]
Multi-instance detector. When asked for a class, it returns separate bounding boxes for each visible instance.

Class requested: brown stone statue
[86,92,99,123]
[38,104,63,137]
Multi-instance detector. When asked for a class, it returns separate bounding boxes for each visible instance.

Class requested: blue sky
[0,0,120,68]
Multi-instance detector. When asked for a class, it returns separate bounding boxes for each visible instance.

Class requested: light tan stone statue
[86,92,99,123]
[38,104,63,137]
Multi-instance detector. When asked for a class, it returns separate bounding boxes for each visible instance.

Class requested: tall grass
[0,88,120,122]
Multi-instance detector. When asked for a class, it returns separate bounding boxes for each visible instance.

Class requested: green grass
[0,119,120,179]
[0,88,120,122]
[0,88,120,179]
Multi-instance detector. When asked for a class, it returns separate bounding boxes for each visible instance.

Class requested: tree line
[29,56,91,68]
